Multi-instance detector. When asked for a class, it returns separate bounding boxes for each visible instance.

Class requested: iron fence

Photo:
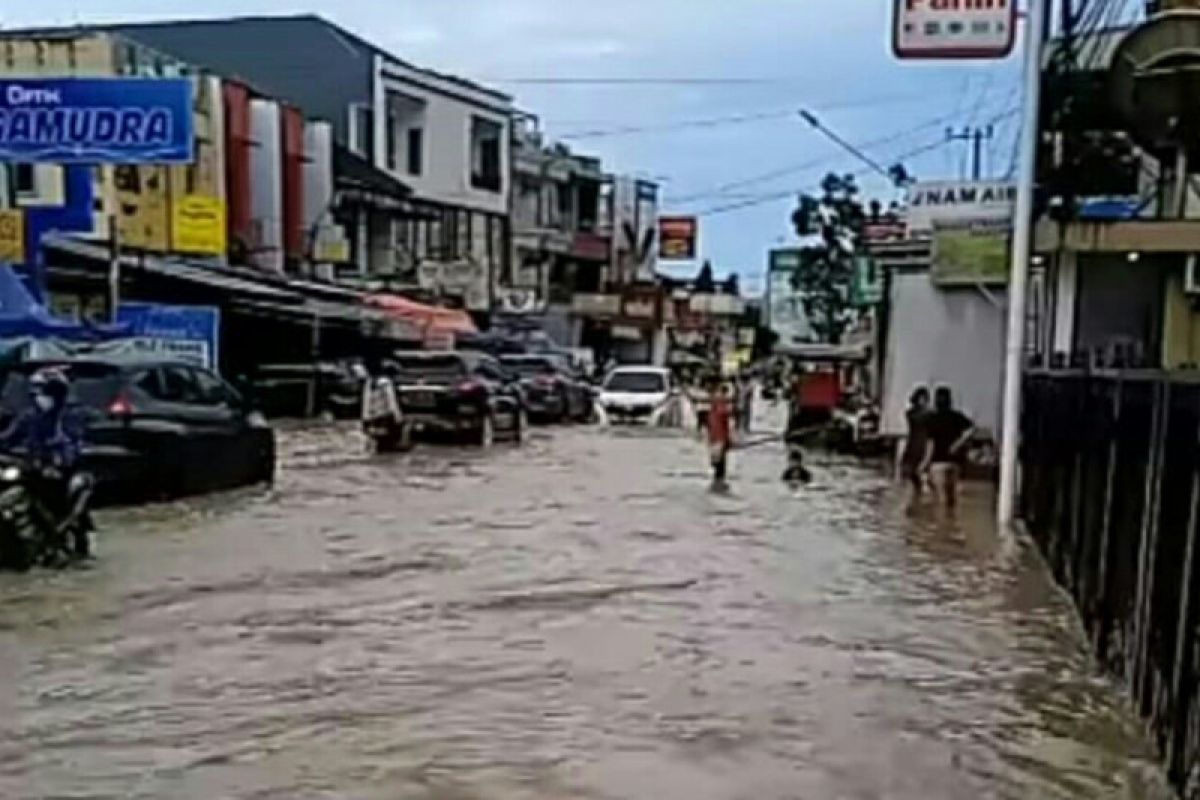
[1022,370,1200,793]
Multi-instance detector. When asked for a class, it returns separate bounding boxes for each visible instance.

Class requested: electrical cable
[554,90,936,140]
[668,103,1014,205]
[690,136,958,218]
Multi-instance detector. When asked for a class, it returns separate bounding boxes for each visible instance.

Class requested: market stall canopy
[364,294,478,336]
[0,265,127,341]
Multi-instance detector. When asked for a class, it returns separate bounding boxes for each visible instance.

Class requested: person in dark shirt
[920,386,975,509]
[899,386,930,500]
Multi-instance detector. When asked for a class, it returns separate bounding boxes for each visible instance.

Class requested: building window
[13,164,35,196]
[407,128,423,176]
[470,116,503,193]
[350,103,374,159]
[386,108,398,172]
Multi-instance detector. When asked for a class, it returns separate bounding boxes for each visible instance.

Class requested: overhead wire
[553,90,936,140]
[690,135,965,218]
[670,103,1020,206]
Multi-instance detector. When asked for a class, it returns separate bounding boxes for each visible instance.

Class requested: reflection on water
[0,423,1172,799]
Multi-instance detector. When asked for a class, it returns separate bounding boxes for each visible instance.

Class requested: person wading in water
[707,380,734,491]
[919,386,975,510]
[899,386,931,505]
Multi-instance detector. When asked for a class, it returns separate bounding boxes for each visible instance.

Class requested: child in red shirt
[707,382,733,488]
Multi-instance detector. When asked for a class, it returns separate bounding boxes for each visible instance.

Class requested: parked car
[249,361,366,420]
[0,359,275,502]
[598,366,673,424]
[500,354,593,423]
[382,351,524,446]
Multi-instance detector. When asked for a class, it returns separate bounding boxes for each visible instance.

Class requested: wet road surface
[0,422,1175,799]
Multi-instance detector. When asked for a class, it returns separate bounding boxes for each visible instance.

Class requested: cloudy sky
[9,0,1025,292]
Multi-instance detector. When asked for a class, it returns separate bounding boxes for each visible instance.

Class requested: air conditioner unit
[1186,254,1200,295]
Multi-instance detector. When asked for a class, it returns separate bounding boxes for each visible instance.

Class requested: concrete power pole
[946,126,996,180]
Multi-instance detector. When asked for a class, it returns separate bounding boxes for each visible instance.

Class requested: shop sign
[931,219,1010,286]
[658,216,698,260]
[893,0,1017,60]
[0,209,25,264]
[172,195,226,256]
[906,180,1015,232]
[571,293,620,316]
[115,302,221,371]
[622,296,657,319]
[0,78,194,163]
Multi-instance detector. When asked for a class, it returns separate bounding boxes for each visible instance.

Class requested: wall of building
[882,272,1006,438]
[1074,254,1167,365]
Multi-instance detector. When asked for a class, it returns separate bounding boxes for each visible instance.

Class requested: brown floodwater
[0,420,1175,799]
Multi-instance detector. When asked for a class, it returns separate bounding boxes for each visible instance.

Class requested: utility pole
[946,125,995,180]
[998,0,1049,527]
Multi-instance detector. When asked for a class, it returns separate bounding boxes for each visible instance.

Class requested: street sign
[659,216,698,260]
[893,0,1017,60]
[0,209,25,264]
[115,302,221,371]
[0,78,194,163]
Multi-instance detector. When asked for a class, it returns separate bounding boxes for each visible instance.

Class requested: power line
[669,103,1019,205]
[691,136,953,218]
[554,90,934,140]
[800,109,895,183]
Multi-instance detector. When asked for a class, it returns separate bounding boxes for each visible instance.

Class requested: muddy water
[0,422,1173,799]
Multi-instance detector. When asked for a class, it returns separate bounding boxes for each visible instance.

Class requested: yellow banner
[172,195,227,256]
[0,210,25,264]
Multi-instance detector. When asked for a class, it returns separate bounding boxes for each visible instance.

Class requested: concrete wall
[882,271,1006,439]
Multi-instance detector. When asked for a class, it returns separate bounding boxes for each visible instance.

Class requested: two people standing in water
[901,385,975,509]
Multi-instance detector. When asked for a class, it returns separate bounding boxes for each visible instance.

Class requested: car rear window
[392,355,466,384]
[604,371,667,394]
[0,364,122,415]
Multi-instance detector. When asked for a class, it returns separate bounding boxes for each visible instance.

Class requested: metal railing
[1021,369,1200,790]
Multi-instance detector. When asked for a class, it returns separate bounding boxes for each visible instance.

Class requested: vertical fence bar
[1094,376,1122,661]
[1167,383,1200,784]
[1134,379,1171,713]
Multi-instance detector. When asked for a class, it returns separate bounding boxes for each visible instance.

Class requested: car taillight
[457,380,483,395]
[108,395,134,417]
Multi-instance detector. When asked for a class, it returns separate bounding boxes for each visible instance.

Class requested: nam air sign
[905,180,1015,233]
[0,79,194,164]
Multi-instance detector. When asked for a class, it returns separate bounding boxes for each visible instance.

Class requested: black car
[0,359,275,502]
[383,351,524,446]
[248,361,366,420]
[499,354,593,423]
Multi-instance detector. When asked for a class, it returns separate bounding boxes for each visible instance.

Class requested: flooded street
[0,423,1173,800]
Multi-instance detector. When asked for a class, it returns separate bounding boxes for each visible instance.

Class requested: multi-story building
[104,14,513,311]
[507,115,609,329]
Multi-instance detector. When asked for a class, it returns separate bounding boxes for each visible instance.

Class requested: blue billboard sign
[0,78,194,164]
[115,302,220,371]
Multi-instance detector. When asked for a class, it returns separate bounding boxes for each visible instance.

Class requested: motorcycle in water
[361,376,413,454]
[0,455,94,572]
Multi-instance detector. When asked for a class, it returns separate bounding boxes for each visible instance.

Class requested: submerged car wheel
[374,423,413,454]
[514,410,528,444]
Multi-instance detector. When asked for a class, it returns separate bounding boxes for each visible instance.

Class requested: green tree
[790,173,867,344]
